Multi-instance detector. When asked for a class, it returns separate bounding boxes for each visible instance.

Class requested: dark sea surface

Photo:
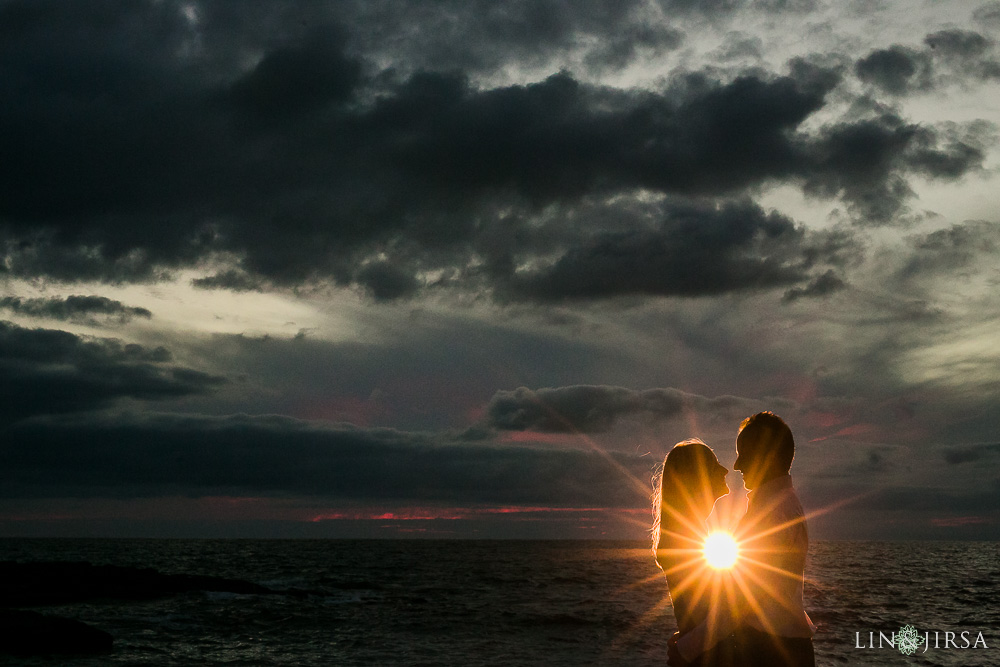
[0,539,997,666]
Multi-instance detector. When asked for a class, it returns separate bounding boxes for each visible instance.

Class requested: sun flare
[703,531,739,569]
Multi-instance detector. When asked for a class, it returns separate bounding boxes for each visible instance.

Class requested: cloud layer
[0,0,991,302]
[0,295,152,323]
[0,0,998,539]
[485,384,767,432]
[3,413,650,507]
[0,321,224,424]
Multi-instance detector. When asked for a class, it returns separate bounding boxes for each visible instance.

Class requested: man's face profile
[733,431,763,490]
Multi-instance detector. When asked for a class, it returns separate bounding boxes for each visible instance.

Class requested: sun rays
[704,531,740,569]
[508,396,857,659]
[615,488,870,655]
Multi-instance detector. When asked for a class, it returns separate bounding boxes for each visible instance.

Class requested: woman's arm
[674,571,746,662]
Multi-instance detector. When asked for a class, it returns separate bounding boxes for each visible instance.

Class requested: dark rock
[0,609,113,655]
[0,560,278,606]
[0,560,321,656]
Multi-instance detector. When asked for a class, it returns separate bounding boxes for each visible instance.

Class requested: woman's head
[651,439,729,555]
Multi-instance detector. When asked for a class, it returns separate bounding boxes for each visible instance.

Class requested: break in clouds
[0,0,993,303]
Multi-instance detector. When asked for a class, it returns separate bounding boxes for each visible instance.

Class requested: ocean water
[0,539,997,666]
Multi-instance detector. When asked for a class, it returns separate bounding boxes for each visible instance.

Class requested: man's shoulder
[773,485,806,523]
[751,476,803,509]
[746,482,806,536]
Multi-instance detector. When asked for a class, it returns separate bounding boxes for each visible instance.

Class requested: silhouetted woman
[652,439,737,666]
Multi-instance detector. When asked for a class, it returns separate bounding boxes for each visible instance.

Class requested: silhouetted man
[673,412,815,667]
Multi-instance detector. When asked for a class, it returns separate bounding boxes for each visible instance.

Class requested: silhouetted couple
[652,412,815,667]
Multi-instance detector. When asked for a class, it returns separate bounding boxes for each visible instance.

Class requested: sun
[703,531,739,569]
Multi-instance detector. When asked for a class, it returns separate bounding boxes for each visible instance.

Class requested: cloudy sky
[2,0,999,539]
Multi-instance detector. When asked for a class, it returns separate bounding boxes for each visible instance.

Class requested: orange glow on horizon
[308,505,642,522]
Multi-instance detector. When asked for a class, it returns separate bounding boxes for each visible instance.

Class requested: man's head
[734,411,795,490]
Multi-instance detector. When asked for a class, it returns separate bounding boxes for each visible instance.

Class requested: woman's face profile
[671,453,729,517]
[708,461,730,503]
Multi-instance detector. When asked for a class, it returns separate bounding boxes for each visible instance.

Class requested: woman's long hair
[650,438,719,565]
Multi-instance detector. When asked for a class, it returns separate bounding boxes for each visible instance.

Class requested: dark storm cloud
[782,269,845,302]
[865,485,1000,513]
[355,261,422,302]
[226,30,362,122]
[191,270,266,292]
[802,114,986,223]
[0,233,174,284]
[1,413,651,506]
[506,200,824,300]
[898,219,1000,279]
[855,31,999,96]
[0,321,225,424]
[714,33,764,61]
[866,449,883,468]
[583,24,685,72]
[973,1,1000,28]
[0,12,824,281]
[924,30,992,58]
[924,29,1000,81]
[336,0,672,74]
[353,67,837,208]
[855,46,932,95]
[655,0,817,15]
[485,385,762,433]
[0,0,988,294]
[0,295,152,323]
[0,41,828,284]
[942,442,1000,465]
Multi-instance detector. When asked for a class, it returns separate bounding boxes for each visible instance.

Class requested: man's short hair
[738,411,795,473]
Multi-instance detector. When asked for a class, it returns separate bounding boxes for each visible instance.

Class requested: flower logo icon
[897,625,921,655]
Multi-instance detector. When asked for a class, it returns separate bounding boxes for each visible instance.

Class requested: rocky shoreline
[0,561,311,656]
